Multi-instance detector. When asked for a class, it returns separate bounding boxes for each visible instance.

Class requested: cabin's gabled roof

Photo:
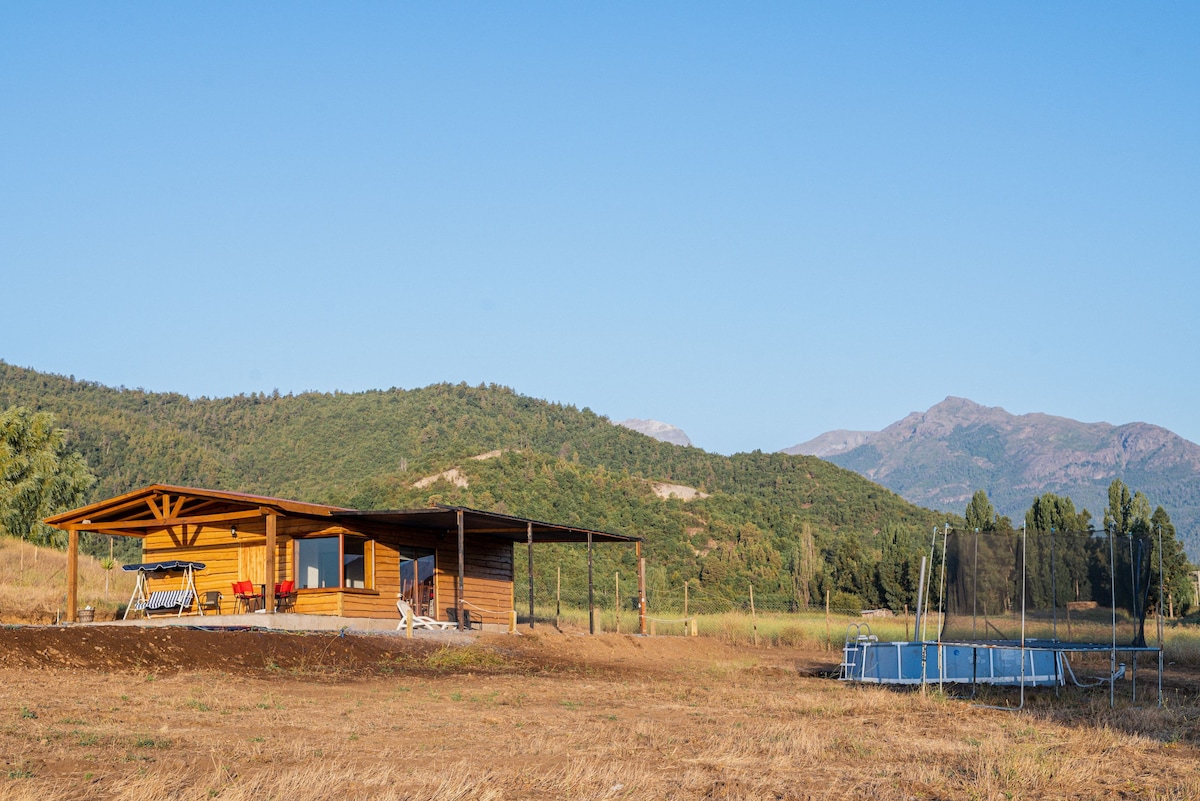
[44,485,638,543]
[43,484,347,532]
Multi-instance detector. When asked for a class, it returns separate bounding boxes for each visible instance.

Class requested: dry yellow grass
[0,538,135,623]
[1,630,1198,800]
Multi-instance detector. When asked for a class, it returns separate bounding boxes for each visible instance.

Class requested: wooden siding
[436,535,514,625]
[137,516,514,621]
[142,517,352,615]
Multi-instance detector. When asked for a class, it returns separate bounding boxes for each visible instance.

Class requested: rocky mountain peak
[614,418,693,448]
[782,398,1200,557]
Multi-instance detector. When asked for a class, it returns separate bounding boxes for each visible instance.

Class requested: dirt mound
[0,625,441,675]
[0,624,828,679]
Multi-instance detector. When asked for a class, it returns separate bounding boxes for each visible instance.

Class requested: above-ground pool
[839,637,1063,686]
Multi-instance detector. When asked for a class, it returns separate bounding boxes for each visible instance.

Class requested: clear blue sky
[3,4,1198,455]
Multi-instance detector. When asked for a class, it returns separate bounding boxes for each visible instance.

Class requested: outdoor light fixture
[231,526,237,538]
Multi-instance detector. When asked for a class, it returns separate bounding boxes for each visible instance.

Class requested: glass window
[344,538,367,589]
[296,535,373,590]
[297,537,339,589]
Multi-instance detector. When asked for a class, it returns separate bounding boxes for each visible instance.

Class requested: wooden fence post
[615,572,620,634]
[825,590,831,651]
[637,548,647,636]
[749,583,758,647]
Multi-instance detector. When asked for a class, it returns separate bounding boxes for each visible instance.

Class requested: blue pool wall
[842,641,1062,686]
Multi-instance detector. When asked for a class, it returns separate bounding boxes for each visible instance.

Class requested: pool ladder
[839,623,878,681]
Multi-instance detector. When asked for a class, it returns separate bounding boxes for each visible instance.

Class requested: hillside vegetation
[1,361,949,611]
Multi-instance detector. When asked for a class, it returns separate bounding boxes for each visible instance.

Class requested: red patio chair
[274,580,296,613]
[233,580,259,613]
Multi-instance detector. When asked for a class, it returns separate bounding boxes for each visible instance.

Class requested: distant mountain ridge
[615,418,693,447]
[785,397,1200,557]
[790,430,873,459]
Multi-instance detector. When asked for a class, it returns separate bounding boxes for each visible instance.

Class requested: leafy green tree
[787,522,818,610]
[0,407,96,547]
[1103,479,1151,534]
[1098,479,1194,643]
[818,531,877,608]
[965,490,996,531]
[875,523,924,613]
[1102,479,1151,621]
[1024,493,1094,607]
[1150,506,1194,617]
[1025,493,1091,534]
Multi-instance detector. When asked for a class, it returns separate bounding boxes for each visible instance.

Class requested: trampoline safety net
[938,528,1156,647]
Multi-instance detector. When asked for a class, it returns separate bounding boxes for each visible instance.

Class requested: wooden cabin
[45,484,640,628]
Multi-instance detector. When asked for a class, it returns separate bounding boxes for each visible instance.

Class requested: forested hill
[0,361,949,610]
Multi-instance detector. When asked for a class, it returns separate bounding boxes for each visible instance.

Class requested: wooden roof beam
[74,509,267,532]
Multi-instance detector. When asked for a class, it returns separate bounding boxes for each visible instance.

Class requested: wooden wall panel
[373,541,401,601]
[142,524,260,615]
[293,591,342,615]
[434,537,514,624]
[340,592,391,618]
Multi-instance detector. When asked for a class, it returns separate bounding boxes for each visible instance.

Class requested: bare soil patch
[1,626,1198,800]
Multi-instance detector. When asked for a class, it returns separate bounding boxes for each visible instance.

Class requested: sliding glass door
[399,547,437,617]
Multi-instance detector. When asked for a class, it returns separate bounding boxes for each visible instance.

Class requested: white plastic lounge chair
[397,599,457,631]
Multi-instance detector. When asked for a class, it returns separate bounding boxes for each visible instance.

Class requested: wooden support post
[690,617,698,637]
[265,512,277,613]
[637,543,647,636]
[587,530,595,635]
[527,522,535,630]
[457,510,465,632]
[555,565,561,630]
[509,609,517,633]
[412,559,420,615]
[66,526,79,623]
[684,579,689,618]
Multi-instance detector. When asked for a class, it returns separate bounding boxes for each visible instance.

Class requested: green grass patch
[423,645,506,671]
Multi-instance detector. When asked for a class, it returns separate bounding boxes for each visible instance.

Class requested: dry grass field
[1,625,1199,801]
[0,539,134,625]
[1,541,1198,799]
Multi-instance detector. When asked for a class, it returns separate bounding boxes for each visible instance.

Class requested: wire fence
[519,566,901,640]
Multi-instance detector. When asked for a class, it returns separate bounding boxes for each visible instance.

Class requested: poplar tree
[1024,493,1094,606]
[1104,478,1194,619]
[965,490,995,531]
